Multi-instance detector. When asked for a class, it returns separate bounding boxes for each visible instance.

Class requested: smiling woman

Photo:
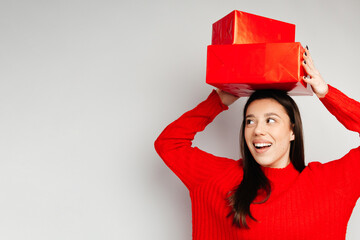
[228,89,305,229]
[244,95,296,169]
[154,48,360,239]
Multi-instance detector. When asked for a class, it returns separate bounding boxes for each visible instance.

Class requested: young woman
[154,47,360,239]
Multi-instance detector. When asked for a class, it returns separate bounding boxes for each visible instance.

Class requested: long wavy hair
[227,89,306,228]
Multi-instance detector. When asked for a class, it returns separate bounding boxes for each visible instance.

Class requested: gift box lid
[212,10,295,45]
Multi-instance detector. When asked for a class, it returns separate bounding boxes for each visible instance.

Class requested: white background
[0,0,359,239]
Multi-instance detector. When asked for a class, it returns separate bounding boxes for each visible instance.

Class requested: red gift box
[212,10,295,45]
[206,42,312,96]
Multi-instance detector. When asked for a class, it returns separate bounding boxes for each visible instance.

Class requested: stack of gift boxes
[206,10,312,96]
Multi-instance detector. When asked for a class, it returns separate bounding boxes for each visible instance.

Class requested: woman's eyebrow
[264,112,281,118]
[246,113,281,118]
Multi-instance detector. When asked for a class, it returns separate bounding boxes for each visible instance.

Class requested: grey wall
[0,0,359,239]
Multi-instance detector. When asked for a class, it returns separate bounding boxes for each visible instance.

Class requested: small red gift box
[212,10,295,45]
[206,42,312,96]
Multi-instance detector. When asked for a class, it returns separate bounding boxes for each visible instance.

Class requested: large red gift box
[206,42,312,96]
[206,10,312,96]
[212,10,295,45]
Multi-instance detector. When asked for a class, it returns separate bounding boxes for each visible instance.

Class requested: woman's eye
[267,118,275,123]
[246,119,254,125]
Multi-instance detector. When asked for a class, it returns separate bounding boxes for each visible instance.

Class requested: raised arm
[302,46,360,202]
[302,46,360,133]
[154,90,238,190]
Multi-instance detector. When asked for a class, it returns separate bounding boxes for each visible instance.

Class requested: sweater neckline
[260,162,300,183]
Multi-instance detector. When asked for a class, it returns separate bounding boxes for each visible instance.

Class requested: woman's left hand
[302,46,329,98]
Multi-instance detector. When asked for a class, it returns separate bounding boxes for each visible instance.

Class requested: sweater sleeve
[154,90,236,191]
[308,85,360,201]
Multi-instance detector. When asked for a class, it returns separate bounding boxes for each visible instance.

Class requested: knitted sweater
[154,85,360,240]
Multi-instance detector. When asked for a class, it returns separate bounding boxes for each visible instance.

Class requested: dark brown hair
[227,89,306,228]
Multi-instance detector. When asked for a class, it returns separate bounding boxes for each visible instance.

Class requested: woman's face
[244,98,295,168]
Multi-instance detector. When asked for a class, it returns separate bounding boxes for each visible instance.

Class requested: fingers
[300,46,329,98]
[301,46,317,83]
[302,74,314,85]
[302,46,319,78]
[302,60,315,79]
[303,45,313,65]
[302,47,313,69]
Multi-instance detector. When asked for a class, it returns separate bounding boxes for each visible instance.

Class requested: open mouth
[254,143,272,149]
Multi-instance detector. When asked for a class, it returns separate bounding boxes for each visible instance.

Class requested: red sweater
[154,85,360,240]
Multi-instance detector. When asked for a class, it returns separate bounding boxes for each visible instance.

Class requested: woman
[154,48,360,239]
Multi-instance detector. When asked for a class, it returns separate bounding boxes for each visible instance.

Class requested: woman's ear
[290,124,295,141]
[290,131,295,141]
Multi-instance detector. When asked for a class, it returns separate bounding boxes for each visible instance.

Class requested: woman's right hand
[216,89,239,106]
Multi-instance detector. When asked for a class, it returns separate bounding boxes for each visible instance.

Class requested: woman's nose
[254,123,266,135]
